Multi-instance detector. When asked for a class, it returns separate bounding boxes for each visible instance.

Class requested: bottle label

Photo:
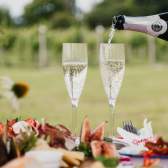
[147,16,167,36]
[151,21,163,32]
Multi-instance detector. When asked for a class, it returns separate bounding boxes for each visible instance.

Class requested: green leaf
[78,143,92,157]
[20,133,37,153]
[95,156,119,168]
[15,117,22,122]
[13,131,37,155]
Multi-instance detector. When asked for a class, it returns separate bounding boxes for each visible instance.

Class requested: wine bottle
[112,12,168,41]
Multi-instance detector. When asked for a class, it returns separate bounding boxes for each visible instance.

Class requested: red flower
[7,119,17,137]
[25,118,40,135]
[0,123,4,135]
[7,119,17,127]
[26,118,39,129]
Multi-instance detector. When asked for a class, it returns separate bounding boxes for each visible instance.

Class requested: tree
[50,12,76,29]
[130,0,168,16]
[85,0,168,28]
[0,8,12,27]
[22,0,76,26]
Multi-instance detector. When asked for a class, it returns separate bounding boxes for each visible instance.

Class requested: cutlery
[123,121,138,135]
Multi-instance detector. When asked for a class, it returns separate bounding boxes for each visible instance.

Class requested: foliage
[0,27,168,67]
[85,0,131,28]
[22,0,75,26]
[78,143,92,157]
[156,39,168,63]
[130,34,147,48]
[95,156,119,167]
[12,132,37,155]
[0,31,16,50]
[50,12,76,29]
[132,0,168,15]
[0,8,12,27]
[0,0,167,29]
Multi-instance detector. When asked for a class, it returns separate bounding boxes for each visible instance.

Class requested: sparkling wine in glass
[99,43,125,136]
[62,43,88,134]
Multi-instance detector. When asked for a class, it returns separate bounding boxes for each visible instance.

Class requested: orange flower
[11,82,29,98]
[143,157,160,167]
[0,123,4,135]
[142,150,160,167]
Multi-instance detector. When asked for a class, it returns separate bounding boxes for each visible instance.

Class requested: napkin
[116,119,154,155]
[138,118,153,139]
[25,150,63,168]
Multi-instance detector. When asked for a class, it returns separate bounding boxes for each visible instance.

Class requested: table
[133,158,168,167]
[120,157,168,168]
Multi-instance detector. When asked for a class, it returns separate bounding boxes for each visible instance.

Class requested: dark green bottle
[112,12,168,41]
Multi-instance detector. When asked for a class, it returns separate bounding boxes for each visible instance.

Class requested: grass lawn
[0,65,168,137]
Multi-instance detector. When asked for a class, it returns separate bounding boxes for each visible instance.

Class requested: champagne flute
[62,43,88,134]
[99,43,125,136]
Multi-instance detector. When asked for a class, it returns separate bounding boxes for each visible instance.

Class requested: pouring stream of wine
[107,23,117,135]
[108,24,115,44]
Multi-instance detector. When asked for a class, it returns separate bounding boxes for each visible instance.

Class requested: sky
[0,0,103,17]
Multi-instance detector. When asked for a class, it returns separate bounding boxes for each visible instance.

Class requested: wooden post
[38,25,48,68]
[95,25,105,65]
[95,25,105,44]
[147,35,156,65]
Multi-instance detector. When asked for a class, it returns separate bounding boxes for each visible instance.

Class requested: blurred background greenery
[0,0,168,67]
[0,0,168,136]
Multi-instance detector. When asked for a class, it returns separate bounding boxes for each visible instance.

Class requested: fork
[123,120,138,135]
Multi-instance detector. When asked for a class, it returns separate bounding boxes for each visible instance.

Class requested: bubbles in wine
[100,60,125,107]
[63,62,87,107]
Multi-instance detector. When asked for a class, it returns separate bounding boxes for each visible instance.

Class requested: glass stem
[109,105,115,137]
[72,105,78,135]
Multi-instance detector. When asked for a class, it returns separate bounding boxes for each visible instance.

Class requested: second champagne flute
[62,43,88,134]
[99,43,125,136]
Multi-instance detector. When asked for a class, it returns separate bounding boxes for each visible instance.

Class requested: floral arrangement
[0,117,120,168]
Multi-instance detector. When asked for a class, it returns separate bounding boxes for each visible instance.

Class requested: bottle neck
[123,14,167,37]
